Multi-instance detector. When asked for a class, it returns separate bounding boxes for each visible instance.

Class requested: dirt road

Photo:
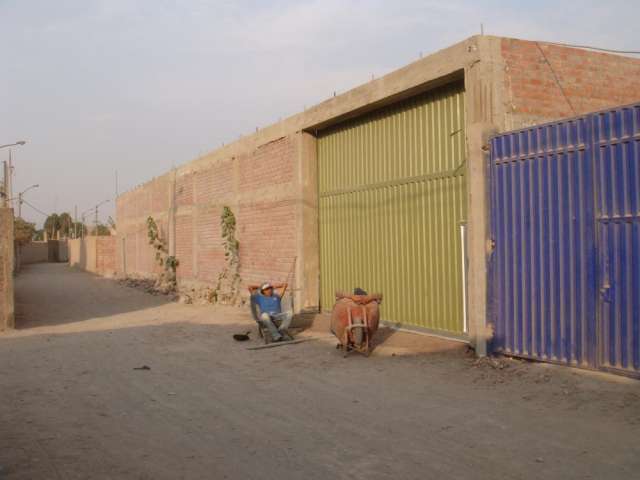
[1,264,639,479]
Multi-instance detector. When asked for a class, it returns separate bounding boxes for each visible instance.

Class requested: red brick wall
[238,199,297,289]
[238,137,295,191]
[176,173,194,208]
[502,38,640,126]
[116,135,299,295]
[175,214,193,279]
[117,177,170,277]
[195,204,225,283]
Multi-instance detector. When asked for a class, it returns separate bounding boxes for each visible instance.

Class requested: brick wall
[96,237,117,276]
[502,38,640,127]
[69,236,117,277]
[0,208,15,330]
[117,176,170,278]
[20,241,49,264]
[116,135,300,300]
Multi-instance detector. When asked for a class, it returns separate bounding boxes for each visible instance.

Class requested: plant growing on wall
[147,216,179,291]
[210,206,241,304]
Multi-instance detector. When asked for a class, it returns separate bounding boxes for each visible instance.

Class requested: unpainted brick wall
[502,38,640,127]
[117,177,169,278]
[68,236,117,277]
[116,135,299,295]
[96,237,117,276]
[0,208,15,330]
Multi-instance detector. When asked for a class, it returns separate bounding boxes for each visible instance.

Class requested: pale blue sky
[1,0,638,226]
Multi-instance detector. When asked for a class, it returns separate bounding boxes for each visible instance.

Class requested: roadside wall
[69,236,117,277]
[20,241,48,264]
[96,237,116,276]
[117,135,302,305]
[0,208,15,330]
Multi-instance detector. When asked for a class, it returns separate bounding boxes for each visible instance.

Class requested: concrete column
[168,171,177,258]
[466,122,497,356]
[120,237,127,275]
[192,176,199,279]
[293,131,320,313]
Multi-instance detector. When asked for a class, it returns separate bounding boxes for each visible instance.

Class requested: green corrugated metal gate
[318,81,467,334]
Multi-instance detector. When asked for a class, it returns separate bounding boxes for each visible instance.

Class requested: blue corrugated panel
[491,118,597,367]
[593,105,640,373]
[490,103,639,376]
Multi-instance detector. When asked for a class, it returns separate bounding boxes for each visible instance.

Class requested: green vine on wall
[210,206,241,304]
[147,216,179,290]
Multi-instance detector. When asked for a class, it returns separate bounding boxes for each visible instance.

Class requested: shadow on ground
[14,263,172,329]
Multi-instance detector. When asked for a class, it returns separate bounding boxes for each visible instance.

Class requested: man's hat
[260,283,273,292]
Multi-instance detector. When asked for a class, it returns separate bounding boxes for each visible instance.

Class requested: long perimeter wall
[117,133,318,309]
[115,35,640,346]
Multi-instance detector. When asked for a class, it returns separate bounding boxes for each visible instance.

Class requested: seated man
[248,282,293,342]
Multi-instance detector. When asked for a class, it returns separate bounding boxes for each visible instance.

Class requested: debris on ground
[133,365,151,371]
[178,294,193,304]
[233,332,251,341]
[118,277,178,299]
[246,337,317,350]
[470,356,511,370]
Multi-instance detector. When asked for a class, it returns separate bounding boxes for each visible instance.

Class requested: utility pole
[74,205,78,239]
[0,141,26,208]
[80,205,95,238]
[11,184,38,219]
[1,161,8,207]
[85,199,109,237]
[7,150,13,209]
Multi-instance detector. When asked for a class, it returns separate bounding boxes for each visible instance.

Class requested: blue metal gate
[490,103,640,376]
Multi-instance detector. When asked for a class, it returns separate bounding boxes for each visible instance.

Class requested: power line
[21,199,50,217]
[542,41,640,55]
[535,42,577,116]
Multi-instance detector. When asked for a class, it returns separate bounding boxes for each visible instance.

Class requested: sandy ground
[1,263,639,480]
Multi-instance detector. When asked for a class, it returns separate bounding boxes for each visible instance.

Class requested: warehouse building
[116,35,640,353]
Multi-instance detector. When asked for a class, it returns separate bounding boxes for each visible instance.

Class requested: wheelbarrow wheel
[351,317,364,348]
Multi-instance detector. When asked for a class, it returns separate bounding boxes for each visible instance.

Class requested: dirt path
[1,264,639,479]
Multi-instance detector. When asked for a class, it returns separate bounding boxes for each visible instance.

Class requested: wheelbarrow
[330,291,382,357]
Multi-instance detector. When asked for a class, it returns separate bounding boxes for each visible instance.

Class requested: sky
[1,0,638,227]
